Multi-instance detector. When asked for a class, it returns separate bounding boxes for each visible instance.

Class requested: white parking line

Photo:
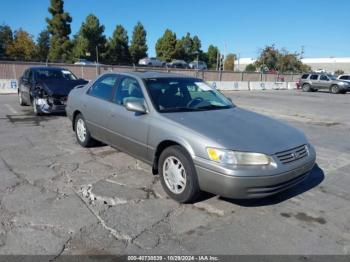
[4,104,18,114]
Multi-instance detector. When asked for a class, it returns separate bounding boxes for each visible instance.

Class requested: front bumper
[193,146,316,199]
[34,97,67,114]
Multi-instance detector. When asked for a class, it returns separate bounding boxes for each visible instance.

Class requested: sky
[1,0,350,58]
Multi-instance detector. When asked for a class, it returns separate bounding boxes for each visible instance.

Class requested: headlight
[339,82,347,86]
[206,147,274,166]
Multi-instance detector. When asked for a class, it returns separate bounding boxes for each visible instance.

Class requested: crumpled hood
[162,107,308,155]
[40,79,88,96]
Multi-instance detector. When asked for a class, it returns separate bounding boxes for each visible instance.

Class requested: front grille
[275,144,308,164]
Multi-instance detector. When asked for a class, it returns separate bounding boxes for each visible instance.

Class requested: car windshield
[144,78,234,112]
[35,69,78,81]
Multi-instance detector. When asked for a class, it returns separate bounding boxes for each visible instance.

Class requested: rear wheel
[302,84,311,92]
[74,113,95,147]
[158,145,201,203]
[330,85,340,94]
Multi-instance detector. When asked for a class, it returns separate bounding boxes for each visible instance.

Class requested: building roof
[235,57,350,65]
[301,57,350,64]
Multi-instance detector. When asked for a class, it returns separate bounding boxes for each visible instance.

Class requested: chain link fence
[0,61,300,82]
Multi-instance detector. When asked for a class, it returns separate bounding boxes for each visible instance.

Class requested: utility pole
[223,42,227,71]
[237,53,241,72]
[96,46,99,64]
[300,45,305,59]
[216,52,220,71]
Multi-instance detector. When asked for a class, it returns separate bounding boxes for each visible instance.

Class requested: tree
[245,63,256,72]
[255,45,281,71]
[36,30,50,61]
[0,24,13,60]
[179,33,193,61]
[172,33,204,62]
[255,45,309,73]
[129,22,148,64]
[106,25,131,65]
[46,0,72,62]
[155,29,177,62]
[6,29,35,61]
[206,45,219,69]
[224,53,236,71]
[277,53,303,73]
[334,69,344,76]
[72,14,106,62]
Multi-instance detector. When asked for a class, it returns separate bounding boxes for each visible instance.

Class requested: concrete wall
[207,81,298,91]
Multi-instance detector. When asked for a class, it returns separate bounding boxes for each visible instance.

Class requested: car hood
[40,79,88,96]
[162,107,308,155]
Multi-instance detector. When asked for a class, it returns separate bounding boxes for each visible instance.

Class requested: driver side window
[114,77,145,105]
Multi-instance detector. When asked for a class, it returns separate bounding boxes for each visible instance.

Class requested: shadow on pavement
[219,164,325,207]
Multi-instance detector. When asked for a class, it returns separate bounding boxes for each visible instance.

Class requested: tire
[18,91,26,106]
[302,84,311,92]
[330,85,340,94]
[158,145,201,203]
[74,113,95,147]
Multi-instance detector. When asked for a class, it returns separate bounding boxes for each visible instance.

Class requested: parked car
[166,60,189,69]
[189,60,207,70]
[66,71,316,203]
[138,57,165,67]
[299,73,350,94]
[74,59,97,66]
[18,67,88,115]
[337,74,350,83]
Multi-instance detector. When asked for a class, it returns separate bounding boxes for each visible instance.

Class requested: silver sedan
[66,72,316,203]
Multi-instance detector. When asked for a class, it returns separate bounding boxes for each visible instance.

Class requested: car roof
[109,71,199,80]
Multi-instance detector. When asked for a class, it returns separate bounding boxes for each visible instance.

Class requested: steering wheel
[186,97,204,108]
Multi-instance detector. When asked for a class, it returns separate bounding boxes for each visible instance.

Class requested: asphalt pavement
[0,90,349,256]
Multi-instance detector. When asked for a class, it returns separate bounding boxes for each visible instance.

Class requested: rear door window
[320,75,329,81]
[310,75,319,80]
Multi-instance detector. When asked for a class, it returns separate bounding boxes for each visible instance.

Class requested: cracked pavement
[0,90,349,256]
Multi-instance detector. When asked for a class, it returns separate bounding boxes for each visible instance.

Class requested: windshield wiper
[159,107,198,112]
[196,104,230,110]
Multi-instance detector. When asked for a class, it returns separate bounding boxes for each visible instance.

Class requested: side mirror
[125,100,147,114]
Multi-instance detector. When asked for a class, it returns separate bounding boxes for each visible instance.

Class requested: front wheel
[74,113,95,147]
[330,85,340,94]
[158,145,201,203]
